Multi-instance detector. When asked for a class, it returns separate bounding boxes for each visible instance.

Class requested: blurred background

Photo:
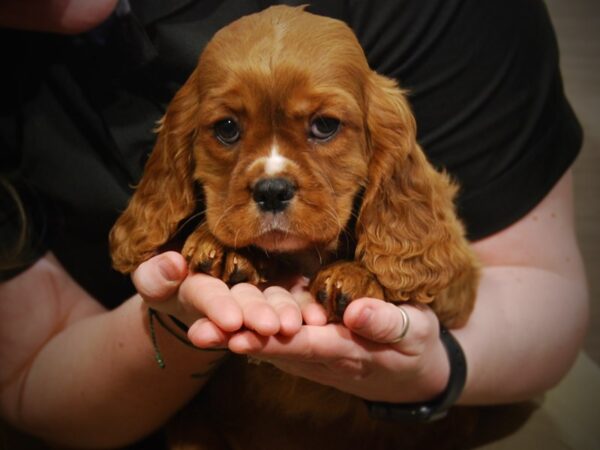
[546,0,600,365]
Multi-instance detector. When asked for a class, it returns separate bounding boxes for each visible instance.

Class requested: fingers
[132,252,305,349]
[262,286,303,336]
[223,284,302,336]
[229,298,436,361]
[131,252,200,324]
[289,278,327,326]
[343,298,438,355]
[186,280,303,348]
[132,253,245,332]
[230,284,281,336]
[188,318,231,348]
[131,251,188,304]
[180,274,244,332]
[228,323,363,360]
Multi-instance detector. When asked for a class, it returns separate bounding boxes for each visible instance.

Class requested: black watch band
[366,324,467,422]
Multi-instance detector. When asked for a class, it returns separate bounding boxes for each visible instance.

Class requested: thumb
[131,251,188,303]
[343,298,412,345]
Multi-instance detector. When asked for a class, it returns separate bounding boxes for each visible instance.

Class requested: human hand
[132,253,451,402]
[131,251,314,344]
[227,297,451,403]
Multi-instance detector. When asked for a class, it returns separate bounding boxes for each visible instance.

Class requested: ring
[391,305,410,343]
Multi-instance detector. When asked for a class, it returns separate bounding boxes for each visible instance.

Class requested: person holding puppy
[0,0,588,448]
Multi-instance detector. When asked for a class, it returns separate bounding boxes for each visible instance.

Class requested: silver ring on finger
[390,305,410,343]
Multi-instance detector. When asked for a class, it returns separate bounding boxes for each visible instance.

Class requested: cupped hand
[228,297,451,403]
[132,252,451,403]
[131,251,306,346]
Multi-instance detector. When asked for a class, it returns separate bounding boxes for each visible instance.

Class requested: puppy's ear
[110,73,200,273]
[357,73,478,327]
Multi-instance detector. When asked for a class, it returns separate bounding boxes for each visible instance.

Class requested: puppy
[110,6,479,449]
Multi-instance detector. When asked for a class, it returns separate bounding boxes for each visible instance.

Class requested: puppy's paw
[220,251,264,285]
[182,226,224,277]
[182,224,263,285]
[310,261,385,322]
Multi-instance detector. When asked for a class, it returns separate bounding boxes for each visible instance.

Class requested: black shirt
[0,0,582,307]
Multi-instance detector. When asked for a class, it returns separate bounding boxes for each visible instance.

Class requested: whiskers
[173,209,206,235]
[233,226,242,249]
[324,204,344,231]
[302,198,343,235]
[313,244,324,266]
[210,204,237,232]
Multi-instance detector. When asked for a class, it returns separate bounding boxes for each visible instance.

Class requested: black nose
[252,178,296,212]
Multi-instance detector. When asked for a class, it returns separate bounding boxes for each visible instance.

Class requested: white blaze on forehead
[264,143,288,176]
[248,139,295,176]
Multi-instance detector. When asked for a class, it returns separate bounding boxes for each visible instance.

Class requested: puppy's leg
[310,261,385,322]
[182,222,263,285]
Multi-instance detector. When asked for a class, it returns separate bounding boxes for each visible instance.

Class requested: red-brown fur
[109,6,480,448]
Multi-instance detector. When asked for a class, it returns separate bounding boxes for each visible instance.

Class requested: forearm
[455,265,588,404]
[3,294,223,448]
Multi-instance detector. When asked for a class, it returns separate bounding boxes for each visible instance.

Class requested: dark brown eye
[309,116,341,141]
[214,118,241,145]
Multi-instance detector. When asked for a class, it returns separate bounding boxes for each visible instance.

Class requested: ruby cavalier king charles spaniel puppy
[110,5,478,327]
[110,6,480,449]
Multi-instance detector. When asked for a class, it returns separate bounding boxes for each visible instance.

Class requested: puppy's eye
[214,118,241,145]
[309,116,341,141]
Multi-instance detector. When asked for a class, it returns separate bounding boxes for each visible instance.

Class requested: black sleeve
[341,0,582,240]
[0,30,138,303]
[0,35,47,281]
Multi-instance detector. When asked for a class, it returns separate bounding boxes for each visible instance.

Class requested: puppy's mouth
[253,230,309,252]
[252,214,309,252]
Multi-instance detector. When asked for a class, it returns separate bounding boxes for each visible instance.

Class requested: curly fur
[110,73,200,273]
[358,73,478,327]
[109,6,480,449]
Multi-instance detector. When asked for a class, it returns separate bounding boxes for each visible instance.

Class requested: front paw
[182,225,263,285]
[310,261,385,322]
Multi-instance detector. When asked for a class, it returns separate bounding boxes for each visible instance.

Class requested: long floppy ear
[356,73,478,327]
[110,73,200,274]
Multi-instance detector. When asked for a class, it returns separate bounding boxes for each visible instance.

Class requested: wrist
[133,300,225,372]
[366,325,467,422]
[382,322,451,404]
[142,297,203,329]
[145,306,227,370]
[419,327,452,401]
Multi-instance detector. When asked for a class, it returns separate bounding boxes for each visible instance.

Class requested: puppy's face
[190,9,372,252]
[110,8,477,330]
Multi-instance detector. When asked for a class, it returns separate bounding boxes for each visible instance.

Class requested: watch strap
[366,324,467,422]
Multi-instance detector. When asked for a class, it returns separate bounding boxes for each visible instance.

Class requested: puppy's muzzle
[252,177,296,213]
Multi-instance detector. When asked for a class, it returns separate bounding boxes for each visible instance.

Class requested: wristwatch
[366,325,467,422]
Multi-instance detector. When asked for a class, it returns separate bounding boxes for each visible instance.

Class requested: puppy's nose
[252,177,296,213]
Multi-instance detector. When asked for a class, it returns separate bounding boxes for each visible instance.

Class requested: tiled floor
[546,0,600,364]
